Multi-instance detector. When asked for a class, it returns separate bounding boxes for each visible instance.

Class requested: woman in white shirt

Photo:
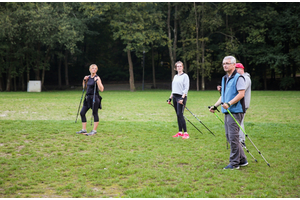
[167,61,190,139]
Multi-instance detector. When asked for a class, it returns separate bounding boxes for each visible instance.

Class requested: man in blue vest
[209,56,248,170]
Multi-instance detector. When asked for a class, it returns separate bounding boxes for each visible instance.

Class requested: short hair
[223,56,236,64]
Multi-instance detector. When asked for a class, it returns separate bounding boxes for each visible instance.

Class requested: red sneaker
[172,132,183,138]
[182,133,189,139]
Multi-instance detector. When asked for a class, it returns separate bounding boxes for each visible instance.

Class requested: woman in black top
[76,64,104,136]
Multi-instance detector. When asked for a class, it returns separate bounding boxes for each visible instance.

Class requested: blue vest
[221,71,245,114]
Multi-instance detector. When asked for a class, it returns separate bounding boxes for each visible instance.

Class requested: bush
[251,76,262,90]
[279,77,295,90]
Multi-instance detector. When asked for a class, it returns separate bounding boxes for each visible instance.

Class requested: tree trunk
[182,39,188,72]
[6,53,11,91]
[0,63,3,91]
[26,47,30,84]
[0,73,2,91]
[196,68,199,91]
[168,2,175,80]
[173,4,178,78]
[58,55,62,89]
[0,78,3,92]
[41,48,50,90]
[226,11,229,42]
[18,72,21,90]
[64,50,69,86]
[179,18,188,72]
[35,42,41,80]
[21,72,25,91]
[151,45,156,89]
[14,73,17,91]
[194,2,200,91]
[201,2,205,91]
[127,49,135,92]
[6,66,11,92]
[284,41,291,77]
[263,67,267,90]
[242,32,248,72]
[201,41,205,91]
[18,57,23,91]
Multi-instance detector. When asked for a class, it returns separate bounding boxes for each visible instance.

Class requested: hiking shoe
[86,130,97,136]
[223,164,239,170]
[182,133,189,139]
[76,129,87,134]
[239,160,248,167]
[173,132,183,138]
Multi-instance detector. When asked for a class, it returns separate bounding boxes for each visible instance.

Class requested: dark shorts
[83,94,102,109]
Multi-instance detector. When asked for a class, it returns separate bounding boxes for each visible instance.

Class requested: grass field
[0,90,299,197]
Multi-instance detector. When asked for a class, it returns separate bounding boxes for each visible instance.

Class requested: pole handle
[208,106,220,112]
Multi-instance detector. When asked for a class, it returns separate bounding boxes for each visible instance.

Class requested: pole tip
[267,163,271,167]
[255,159,258,162]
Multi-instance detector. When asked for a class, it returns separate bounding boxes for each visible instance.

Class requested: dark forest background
[1,2,300,92]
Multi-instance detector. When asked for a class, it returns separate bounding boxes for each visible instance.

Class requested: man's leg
[227,113,246,167]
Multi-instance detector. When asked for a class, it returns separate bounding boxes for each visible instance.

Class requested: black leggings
[80,97,100,123]
[173,94,187,132]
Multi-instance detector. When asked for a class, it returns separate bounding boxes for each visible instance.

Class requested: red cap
[236,63,244,69]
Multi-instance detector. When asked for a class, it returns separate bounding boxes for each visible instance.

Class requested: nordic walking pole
[184,116,203,135]
[184,105,215,137]
[208,105,228,149]
[208,105,258,161]
[75,80,87,123]
[208,106,224,124]
[168,101,203,135]
[221,103,270,167]
[240,141,258,162]
[90,80,97,126]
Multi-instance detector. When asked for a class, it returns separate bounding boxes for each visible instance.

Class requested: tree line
[1,2,299,92]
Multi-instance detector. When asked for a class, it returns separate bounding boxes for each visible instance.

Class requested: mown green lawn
[0,90,299,197]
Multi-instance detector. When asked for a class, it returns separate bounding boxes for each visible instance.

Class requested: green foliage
[178,2,222,83]
[79,2,111,19]
[109,2,167,57]
[251,77,263,90]
[279,77,295,90]
[0,2,300,91]
[0,2,88,89]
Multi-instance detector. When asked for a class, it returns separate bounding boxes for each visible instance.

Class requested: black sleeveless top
[86,75,99,95]
[83,75,102,109]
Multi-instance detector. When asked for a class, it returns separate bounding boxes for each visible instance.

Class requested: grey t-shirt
[242,72,251,109]
[225,74,246,91]
[236,76,246,91]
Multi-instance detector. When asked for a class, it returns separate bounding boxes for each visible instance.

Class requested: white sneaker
[86,130,97,136]
[76,129,87,134]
